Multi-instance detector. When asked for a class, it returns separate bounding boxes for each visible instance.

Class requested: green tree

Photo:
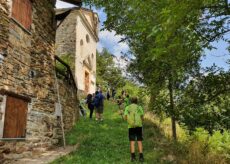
[96,48,125,89]
[178,67,230,133]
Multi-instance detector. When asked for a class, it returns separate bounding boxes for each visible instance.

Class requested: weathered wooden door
[3,96,28,138]
[85,71,90,93]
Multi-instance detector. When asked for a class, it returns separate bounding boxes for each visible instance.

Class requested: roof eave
[60,0,82,6]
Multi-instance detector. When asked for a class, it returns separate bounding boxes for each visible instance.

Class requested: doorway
[3,96,28,138]
[85,71,90,94]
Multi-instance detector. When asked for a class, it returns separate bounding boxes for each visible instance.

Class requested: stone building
[0,0,81,161]
[56,7,99,95]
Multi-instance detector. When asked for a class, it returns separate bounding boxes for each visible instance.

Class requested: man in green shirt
[124,94,130,108]
[124,97,144,162]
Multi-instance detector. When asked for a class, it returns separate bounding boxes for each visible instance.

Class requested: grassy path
[51,101,176,164]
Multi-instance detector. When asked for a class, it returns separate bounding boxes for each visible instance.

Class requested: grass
[51,100,230,164]
[51,101,176,164]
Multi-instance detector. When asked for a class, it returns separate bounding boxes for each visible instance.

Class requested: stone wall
[0,1,9,55]
[0,0,79,162]
[55,10,77,76]
[56,11,77,57]
[58,79,79,131]
[0,1,10,82]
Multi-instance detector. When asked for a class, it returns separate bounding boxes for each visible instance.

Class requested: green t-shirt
[124,97,130,108]
[124,104,144,128]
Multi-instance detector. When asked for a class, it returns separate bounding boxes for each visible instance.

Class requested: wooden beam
[55,55,70,69]
[0,89,31,102]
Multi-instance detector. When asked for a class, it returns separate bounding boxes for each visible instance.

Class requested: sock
[139,153,143,158]
[131,153,135,158]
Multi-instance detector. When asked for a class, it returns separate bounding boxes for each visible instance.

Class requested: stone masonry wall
[56,11,77,57]
[55,10,77,75]
[0,0,79,162]
[58,79,79,131]
[0,2,9,83]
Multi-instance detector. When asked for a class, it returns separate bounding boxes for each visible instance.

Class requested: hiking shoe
[139,155,144,162]
[131,157,136,162]
[131,153,136,162]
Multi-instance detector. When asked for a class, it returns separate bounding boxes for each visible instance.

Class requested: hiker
[121,89,125,96]
[86,94,94,119]
[117,95,124,118]
[79,99,87,117]
[106,89,110,100]
[94,90,104,121]
[124,94,130,108]
[124,97,144,162]
[117,96,123,109]
[112,88,116,100]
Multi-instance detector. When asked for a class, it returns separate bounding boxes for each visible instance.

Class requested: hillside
[51,101,229,164]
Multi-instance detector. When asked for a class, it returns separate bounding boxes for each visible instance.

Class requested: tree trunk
[168,72,177,140]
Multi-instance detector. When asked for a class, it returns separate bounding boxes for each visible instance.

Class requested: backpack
[126,105,143,128]
[93,95,100,107]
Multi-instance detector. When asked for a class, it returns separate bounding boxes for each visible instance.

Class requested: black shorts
[96,106,103,114]
[128,127,143,141]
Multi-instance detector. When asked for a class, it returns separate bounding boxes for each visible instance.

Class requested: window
[86,34,90,43]
[12,0,32,30]
[91,53,94,59]
[80,39,83,57]
[85,71,90,93]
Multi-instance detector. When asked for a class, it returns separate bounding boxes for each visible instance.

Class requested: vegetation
[55,54,75,71]
[85,0,230,140]
[51,101,230,164]
[96,48,148,107]
[96,48,125,90]
[53,1,230,162]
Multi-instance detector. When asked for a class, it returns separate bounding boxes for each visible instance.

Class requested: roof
[55,7,99,42]
[55,8,72,21]
[60,0,82,6]
[55,7,99,22]
[55,7,98,17]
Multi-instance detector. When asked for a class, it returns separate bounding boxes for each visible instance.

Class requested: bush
[185,128,230,163]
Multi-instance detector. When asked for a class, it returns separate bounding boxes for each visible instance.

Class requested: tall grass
[145,112,230,164]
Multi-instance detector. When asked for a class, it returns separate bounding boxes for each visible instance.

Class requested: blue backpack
[93,95,100,107]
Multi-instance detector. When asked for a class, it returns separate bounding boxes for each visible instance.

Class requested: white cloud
[97,42,103,53]
[56,0,76,8]
[99,30,129,57]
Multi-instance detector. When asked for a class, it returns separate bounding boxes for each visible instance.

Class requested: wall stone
[0,1,10,87]
[0,0,79,162]
[56,11,77,58]
[58,79,79,131]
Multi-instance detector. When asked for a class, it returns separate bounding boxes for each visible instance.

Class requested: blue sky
[56,1,229,70]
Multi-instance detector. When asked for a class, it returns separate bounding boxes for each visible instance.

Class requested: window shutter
[12,0,32,30]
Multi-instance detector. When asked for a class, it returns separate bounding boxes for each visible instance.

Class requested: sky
[56,1,229,70]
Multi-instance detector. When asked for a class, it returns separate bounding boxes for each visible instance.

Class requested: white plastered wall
[75,12,97,94]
